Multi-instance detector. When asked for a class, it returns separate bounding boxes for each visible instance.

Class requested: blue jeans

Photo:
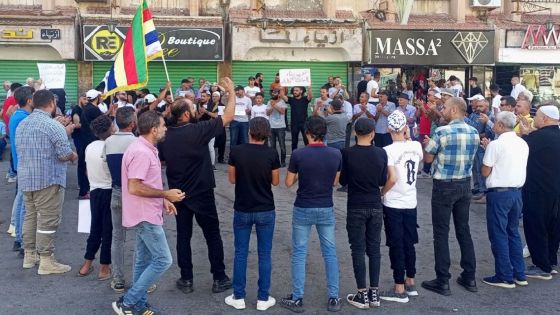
[472,149,487,193]
[123,222,172,309]
[232,210,275,300]
[229,120,249,148]
[0,138,6,160]
[327,141,345,150]
[487,190,525,282]
[291,207,339,300]
[13,186,25,243]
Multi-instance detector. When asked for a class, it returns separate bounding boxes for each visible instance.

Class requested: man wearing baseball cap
[379,111,423,303]
[374,90,396,147]
[520,103,560,280]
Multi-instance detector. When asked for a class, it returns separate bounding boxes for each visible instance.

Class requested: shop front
[497,24,560,104]
[84,25,223,92]
[366,29,495,99]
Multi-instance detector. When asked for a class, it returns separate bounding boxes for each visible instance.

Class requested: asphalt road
[0,154,559,315]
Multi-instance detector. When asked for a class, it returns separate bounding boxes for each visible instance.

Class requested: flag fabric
[103,0,163,96]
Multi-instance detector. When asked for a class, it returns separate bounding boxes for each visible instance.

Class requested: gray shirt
[375,101,396,134]
[325,112,349,143]
[234,96,253,122]
[267,99,287,129]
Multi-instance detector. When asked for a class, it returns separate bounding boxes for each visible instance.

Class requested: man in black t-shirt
[159,77,236,295]
[78,89,104,199]
[357,72,371,100]
[280,85,313,152]
[224,117,280,311]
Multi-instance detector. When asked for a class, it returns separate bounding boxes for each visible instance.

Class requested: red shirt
[2,96,17,133]
[419,102,432,135]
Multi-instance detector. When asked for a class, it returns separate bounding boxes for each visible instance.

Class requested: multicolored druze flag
[103,0,163,96]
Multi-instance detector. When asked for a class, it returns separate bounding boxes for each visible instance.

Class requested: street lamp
[107,0,118,33]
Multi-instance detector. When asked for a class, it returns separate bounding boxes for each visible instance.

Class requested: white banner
[77,200,91,234]
[279,69,311,87]
[37,63,66,89]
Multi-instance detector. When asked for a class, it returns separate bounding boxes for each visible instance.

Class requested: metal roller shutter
[92,61,218,95]
[0,60,78,108]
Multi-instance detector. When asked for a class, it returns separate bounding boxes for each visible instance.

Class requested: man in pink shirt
[112,110,185,315]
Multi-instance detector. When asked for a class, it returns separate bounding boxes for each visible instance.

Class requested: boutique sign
[369,30,494,65]
[522,25,560,50]
[83,25,223,61]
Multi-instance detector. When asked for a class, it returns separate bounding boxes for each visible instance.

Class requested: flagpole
[161,53,174,102]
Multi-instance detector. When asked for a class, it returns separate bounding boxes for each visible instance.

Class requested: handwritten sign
[235,105,248,116]
[218,105,225,116]
[279,69,311,87]
[37,63,65,89]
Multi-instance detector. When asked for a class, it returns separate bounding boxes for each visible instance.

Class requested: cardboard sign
[235,105,248,116]
[279,69,311,87]
[77,200,91,234]
[37,63,65,89]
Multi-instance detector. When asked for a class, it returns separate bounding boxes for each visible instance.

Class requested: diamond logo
[451,32,489,64]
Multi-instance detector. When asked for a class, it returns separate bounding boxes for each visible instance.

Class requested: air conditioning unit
[471,0,501,8]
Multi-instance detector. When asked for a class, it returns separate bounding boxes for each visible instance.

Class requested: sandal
[98,268,112,281]
[77,265,94,277]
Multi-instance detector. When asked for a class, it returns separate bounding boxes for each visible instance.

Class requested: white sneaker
[523,245,530,258]
[551,266,558,275]
[7,224,15,235]
[225,294,246,310]
[257,296,276,311]
[7,176,17,183]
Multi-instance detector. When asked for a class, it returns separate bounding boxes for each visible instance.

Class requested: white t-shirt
[451,83,463,97]
[234,96,253,122]
[383,140,423,209]
[251,104,269,120]
[483,131,529,188]
[342,101,353,121]
[366,80,379,103]
[492,94,501,113]
[510,83,527,99]
[85,140,112,190]
[244,86,261,98]
[98,102,108,113]
[117,101,134,108]
[314,97,332,118]
[353,103,376,120]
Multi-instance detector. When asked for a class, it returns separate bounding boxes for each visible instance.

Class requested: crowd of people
[1,69,559,314]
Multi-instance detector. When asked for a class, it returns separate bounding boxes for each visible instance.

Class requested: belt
[487,187,519,193]
[433,177,470,183]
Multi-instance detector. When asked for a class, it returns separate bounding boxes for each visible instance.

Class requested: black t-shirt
[229,143,280,212]
[198,102,215,121]
[80,103,102,145]
[522,126,560,193]
[160,117,225,202]
[70,105,82,140]
[287,96,310,123]
[340,145,388,209]
[357,80,368,97]
[288,144,342,208]
[469,86,482,97]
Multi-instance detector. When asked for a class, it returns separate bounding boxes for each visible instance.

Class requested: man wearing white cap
[520,104,560,280]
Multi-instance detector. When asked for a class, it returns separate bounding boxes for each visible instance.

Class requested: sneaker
[7,224,15,234]
[147,284,157,293]
[212,276,232,293]
[551,265,558,275]
[256,296,276,311]
[176,278,193,294]
[514,276,528,286]
[336,186,347,192]
[482,276,515,289]
[327,297,341,312]
[279,295,304,313]
[112,297,139,315]
[405,284,418,296]
[523,245,530,258]
[526,265,552,280]
[346,291,369,309]
[224,294,246,310]
[379,290,409,303]
[12,241,21,252]
[7,176,17,183]
[367,288,380,307]
[111,279,125,293]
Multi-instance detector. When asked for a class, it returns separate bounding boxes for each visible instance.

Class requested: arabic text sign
[279,69,311,87]
[37,63,65,89]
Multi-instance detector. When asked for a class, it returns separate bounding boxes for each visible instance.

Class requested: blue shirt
[8,109,30,170]
[424,119,480,180]
[375,101,396,134]
[15,109,73,192]
[466,112,494,140]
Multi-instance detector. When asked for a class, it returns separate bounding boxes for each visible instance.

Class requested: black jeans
[175,191,227,281]
[214,126,226,162]
[76,138,90,196]
[431,178,476,282]
[346,208,383,289]
[522,189,560,273]
[344,123,352,148]
[374,133,393,148]
[383,206,418,284]
[84,188,113,264]
[291,120,308,152]
[270,128,286,164]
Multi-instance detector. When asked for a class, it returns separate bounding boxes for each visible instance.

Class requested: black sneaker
[368,288,380,307]
[212,276,232,293]
[279,295,304,313]
[12,241,21,252]
[346,291,369,309]
[111,279,126,293]
[112,296,136,315]
[327,297,341,312]
[176,278,193,294]
[18,248,24,259]
[379,290,409,303]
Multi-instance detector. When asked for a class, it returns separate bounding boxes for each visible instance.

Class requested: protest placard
[279,69,311,87]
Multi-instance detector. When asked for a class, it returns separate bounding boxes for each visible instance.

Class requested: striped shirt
[425,119,480,180]
[15,109,73,192]
[103,132,136,187]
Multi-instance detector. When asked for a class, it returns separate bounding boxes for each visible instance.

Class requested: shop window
[520,66,559,104]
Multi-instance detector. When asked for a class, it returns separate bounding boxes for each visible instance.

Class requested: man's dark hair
[32,89,55,109]
[320,86,329,92]
[137,110,162,135]
[500,96,516,107]
[304,116,327,142]
[10,82,22,92]
[13,86,35,107]
[373,71,380,78]
[256,72,263,79]
[489,83,499,93]
[354,117,375,136]
[255,92,264,98]
[448,75,458,81]
[116,106,136,130]
[331,99,342,111]
[141,88,150,94]
[469,77,478,82]
[91,115,113,140]
[249,117,271,141]
[169,98,192,125]
[181,78,190,84]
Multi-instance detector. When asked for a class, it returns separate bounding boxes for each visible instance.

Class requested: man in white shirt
[380,110,423,303]
[367,72,381,104]
[490,84,501,117]
[448,75,463,97]
[510,76,526,100]
[231,86,252,147]
[115,91,134,108]
[313,87,332,118]
[250,93,268,119]
[480,111,529,289]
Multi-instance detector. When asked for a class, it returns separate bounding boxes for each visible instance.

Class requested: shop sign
[369,30,495,65]
[40,29,61,40]
[1,28,33,39]
[522,25,560,50]
[83,25,223,61]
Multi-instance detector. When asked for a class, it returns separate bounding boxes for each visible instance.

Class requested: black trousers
[344,123,352,148]
[346,208,383,289]
[383,206,418,284]
[522,189,560,273]
[76,138,90,196]
[175,190,227,281]
[270,128,286,164]
[291,120,308,152]
[374,133,393,148]
[214,126,226,162]
[431,179,476,282]
[84,188,113,264]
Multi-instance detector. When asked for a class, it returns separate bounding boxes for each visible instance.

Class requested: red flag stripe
[143,8,152,22]
[122,28,139,84]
